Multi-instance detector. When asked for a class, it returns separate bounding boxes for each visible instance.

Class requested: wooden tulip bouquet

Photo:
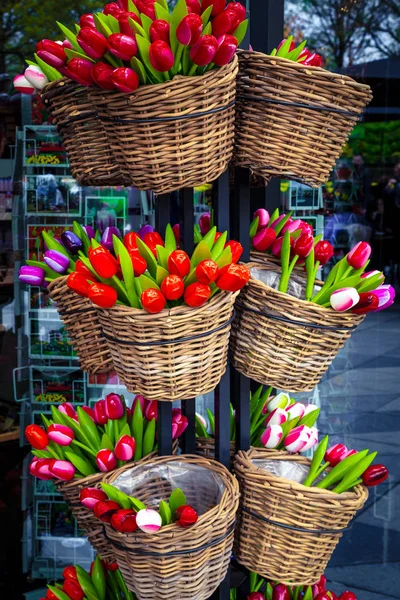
[81,483,199,533]
[19,221,249,313]
[45,556,135,600]
[25,394,187,482]
[196,387,320,452]
[249,207,395,314]
[14,0,248,95]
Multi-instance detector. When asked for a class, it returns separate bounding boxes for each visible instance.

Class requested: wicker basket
[196,437,236,464]
[57,472,115,563]
[47,276,112,374]
[42,57,237,193]
[103,454,239,600]
[234,51,372,187]
[230,263,364,392]
[234,448,368,585]
[41,80,130,187]
[96,290,238,400]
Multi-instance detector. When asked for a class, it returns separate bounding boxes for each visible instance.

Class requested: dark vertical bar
[213,169,230,234]
[155,194,173,455]
[180,188,196,454]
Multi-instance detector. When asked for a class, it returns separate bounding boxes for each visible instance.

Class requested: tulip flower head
[373,285,395,312]
[175,504,198,527]
[172,408,189,438]
[101,226,121,252]
[149,40,174,71]
[105,393,124,420]
[14,74,36,95]
[150,20,171,44]
[111,67,139,92]
[352,292,379,315]
[24,65,48,90]
[43,249,70,274]
[214,34,238,66]
[196,259,219,284]
[284,425,311,453]
[330,287,360,312]
[145,400,158,421]
[292,232,314,258]
[63,579,84,600]
[50,460,76,481]
[176,14,203,45]
[216,263,250,292]
[96,449,117,472]
[94,500,121,522]
[168,249,191,277]
[25,424,49,450]
[347,241,372,269]
[265,407,288,426]
[77,27,108,60]
[184,282,211,307]
[88,282,118,308]
[285,402,305,420]
[199,213,211,235]
[267,392,291,412]
[58,402,78,420]
[36,39,67,68]
[31,458,55,480]
[314,240,334,265]
[47,424,74,446]
[115,435,136,461]
[80,487,108,509]
[202,0,226,16]
[19,266,45,286]
[362,464,388,487]
[108,33,138,61]
[141,288,167,313]
[111,509,138,532]
[253,208,270,231]
[66,57,94,86]
[260,424,283,448]
[190,35,219,66]
[136,508,162,533]
[252,227,277,252]
[247,594,265,600]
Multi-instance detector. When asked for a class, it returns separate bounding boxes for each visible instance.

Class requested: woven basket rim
[42,55,238,98]
[243,261,364,323]
[96,289,238,320]
[104,453,239,540]
[237,49,371,92]
[236,448,367,501]
[56,470,104,492]
[47,274,67,292]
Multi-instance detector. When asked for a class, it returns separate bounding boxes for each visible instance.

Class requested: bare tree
[366,0,400,56]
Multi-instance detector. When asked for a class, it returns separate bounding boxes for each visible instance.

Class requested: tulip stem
[71,439,97,457]
[188,64,197,76]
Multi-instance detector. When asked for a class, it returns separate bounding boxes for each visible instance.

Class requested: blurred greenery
[0,0,101,76]
[344,121,400,165]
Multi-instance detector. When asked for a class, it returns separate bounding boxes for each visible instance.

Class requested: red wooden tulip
[216,263,250,292]
[96,449,117,472]
[214,34,238,66]
[111,67,139,92]
[92,61,115,90]
[145,400,158,420]
[80,487,108,509]
[114,435,136,461]
[94,399,108,425]
[89,246,119,278]
[175,504,198,527]
[212,10,237,37]
[108,33,138,61]
[46,591,59,600]
[79,14,95,28]
[202,0,226,16]
[184,282,211,307]
[252,227,277,251]
[119,14,140,36]
[224,240,243,263]
[130,251,147,276]
[161,274,185,300]
[315,240,334,265]
[228,2,247,23]
[124,232,140,251]
[104,2,124,17]
[272,584,290,600]
[66,57,94,86]
[25,424,49,450]
[351,292,379,315]
[292,232,314,258]
[141,288,167,313]
[190,34,218,66]
[94,499,121,522]
[338,593,357,600]
[168,250,191,277]
[49,460,76,481]
[176,14,203,45]
[325,444,348,467]
[362,464,388,487]
[63,580,84,600]
[149,40,174,71]
[88,283,118,308]
[186,0,201,13]
[247,594,265,600]
[141,0,156,19]
[105,393,124,419]
[347,241,372,269]
[195,259,219,284]
[77,27,108,60]
[111,509,138,532]
[271,235,292,258]
[75,259,95,278]
[63,565,78,582]
[144,231,164,256]
[199,213,210,235]
[36,40,67,68]
[150,20,171,44]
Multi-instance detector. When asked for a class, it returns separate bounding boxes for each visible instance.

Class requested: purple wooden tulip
[43,249,70,273]
[60,231,82,255]
[330,287,360,311]
[101,226,120,251]
[253,208,270,231]
[139,224,155,240]
[373,285,395,312]
[83,225,95,240]
[49,460,76,481]
[19,265,45,286]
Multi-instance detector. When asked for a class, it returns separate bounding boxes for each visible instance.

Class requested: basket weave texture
[57,472,115,562]
[42,80,130,187]
[42,57,237,193]
[234,449,368,585]
[97,290,238,400]
[47,276,112,374]
[234,51,372,187]
[103,454,239,600]
[230,263,364,392]
[196,437,236,464]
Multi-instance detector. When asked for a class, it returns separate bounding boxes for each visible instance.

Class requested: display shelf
[23,174,82,217]
[23,126,68,169]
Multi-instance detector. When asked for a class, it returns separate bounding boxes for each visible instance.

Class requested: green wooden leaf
[195,414,209,437]
[206,408,215,435]
[232,19,248,47]
[159,500,172,525]
[156,244,170,270]
[141,13,154,39]
[303,586,313,600]
[215,246,232,270]
[203,22,212,35]
[201,226,217,250]
[142,418,156,457]
[47,586,71,600]
[273,210,293,234]
[210,230,227,260]
[286,39,307,62]
[129,496,147,511]
[128,17,147,40]
[276,35,293,57]
[113,235,140,308]
[77,406,102,451]
[138,274,161,294]
[165,224,177,253]
[33,54,62,82]
[94,13,113,37]
[65,452,96,477]
[170,0,188,53]
[136,35,164,81]
[107,14,120,34]
[190,240,212,269]
[130,56,148,84]
[65,48,95,63]
[201,5,213,26]
[132,400,143,460]
[249,217,259,239]
[42,230,71,259]
[76,565,99,600]
[128,0,140,15]
[136,236,159,278]
[156,265,169,286]
[155,3,171,22]
[56,22,81,52]
[169,488,187,515]
[91,556,106,600]
[101,433,114,451]
[298,408,320,428]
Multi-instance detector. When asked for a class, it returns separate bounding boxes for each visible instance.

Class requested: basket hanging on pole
[41,57,237,194]
[233,51,372,187]
[47,276,112,374]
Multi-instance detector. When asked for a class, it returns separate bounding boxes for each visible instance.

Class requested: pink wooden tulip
[196,413,207,428]
[47,424,74,446]
[145,400,158,421]
[330,288,360,311]
[253,208,270,231]
[50,460,76,481]
[265,408,288,426]
[252,227,277,252]
[271,235,291,258]
[80,487,108,509]
[303,403,319,416]
[96,449,117,472]
[105,393,124,420]
[114,435,136,461]
[285,402,305,420]
[31,458,54,480]
[260,424,283,449]
[247,594,265,600]
[199,213,211,236]
[24,65,48,90]
[281,219,302,234]
[361,270,384,283]
[136,508,162,533]
[267,392,291,412]
[94,399,108,425]
[172,408,188,438]
[324,443,348,467]
[269,214,286,229]
[284,425,310,453]
[13,74,35,95]
[272,584,290,600]
[347,241,371,269]
[58,402,78,421]
[302,426,318,451]
[373,285,395,312]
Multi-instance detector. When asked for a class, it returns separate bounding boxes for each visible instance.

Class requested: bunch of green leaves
[270,35,308,62]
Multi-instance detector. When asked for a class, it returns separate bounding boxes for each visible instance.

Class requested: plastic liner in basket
[103,455,239,600]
